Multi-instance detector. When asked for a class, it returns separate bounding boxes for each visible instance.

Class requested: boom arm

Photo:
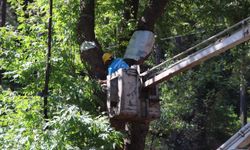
[142,17,250,88]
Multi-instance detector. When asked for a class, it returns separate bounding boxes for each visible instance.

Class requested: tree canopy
[0,0,250,149]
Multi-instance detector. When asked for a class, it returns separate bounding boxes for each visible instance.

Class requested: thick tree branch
[137,0,169,31]
[77,0,106,79]
[78,0,95,42]
[77,1,169,149]
[1,0,6,27]
[124,1,169,149]
[0,0,7,85]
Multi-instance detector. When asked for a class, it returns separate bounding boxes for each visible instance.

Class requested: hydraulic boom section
[142,17,250,88]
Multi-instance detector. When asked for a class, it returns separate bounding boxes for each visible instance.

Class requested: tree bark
[125,1,169,149]
[137,0,169,31]
[1,0,6,27]
[77,0,169,78]
[77,0,106,80]
[77,0,169,149]
[0,0,7,85]
[124,122,150,150]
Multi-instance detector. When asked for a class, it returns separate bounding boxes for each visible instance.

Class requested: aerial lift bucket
[107,68,160,122]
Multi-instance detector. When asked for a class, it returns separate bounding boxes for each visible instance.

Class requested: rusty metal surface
[143,23,250,88]
[218,123,250,150]
[107,68,139,119]
[107,68,160,121]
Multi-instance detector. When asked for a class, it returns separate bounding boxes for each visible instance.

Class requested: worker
[102,53,129,75]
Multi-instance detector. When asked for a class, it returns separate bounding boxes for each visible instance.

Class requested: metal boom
[143,18,250,88]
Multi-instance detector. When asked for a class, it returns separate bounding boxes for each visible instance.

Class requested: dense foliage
[0,0,250,149]
[146,0,250,149]
[0,0,122,149]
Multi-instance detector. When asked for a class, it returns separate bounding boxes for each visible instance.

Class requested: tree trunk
[77,0,169,149]
[77,0,106,80]
[125,1,169,149]
[0,0,7,85]
[1,0,6,27]
[137,0,169,31]
[124,122,150,150]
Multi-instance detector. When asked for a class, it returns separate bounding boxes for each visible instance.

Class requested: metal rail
[217,123,250,149]
[143,17,250,88]
[141,17,250,78]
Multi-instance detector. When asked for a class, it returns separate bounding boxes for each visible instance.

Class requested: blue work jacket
[108,58,129,75]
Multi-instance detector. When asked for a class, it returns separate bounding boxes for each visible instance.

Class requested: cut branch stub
[77,0,106,79]
[80,40,106,79]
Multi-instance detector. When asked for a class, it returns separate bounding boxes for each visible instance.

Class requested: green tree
[146,0,250,149]
[0,0,122,149]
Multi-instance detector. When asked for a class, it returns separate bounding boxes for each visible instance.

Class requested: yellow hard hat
[102,53,113,64]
